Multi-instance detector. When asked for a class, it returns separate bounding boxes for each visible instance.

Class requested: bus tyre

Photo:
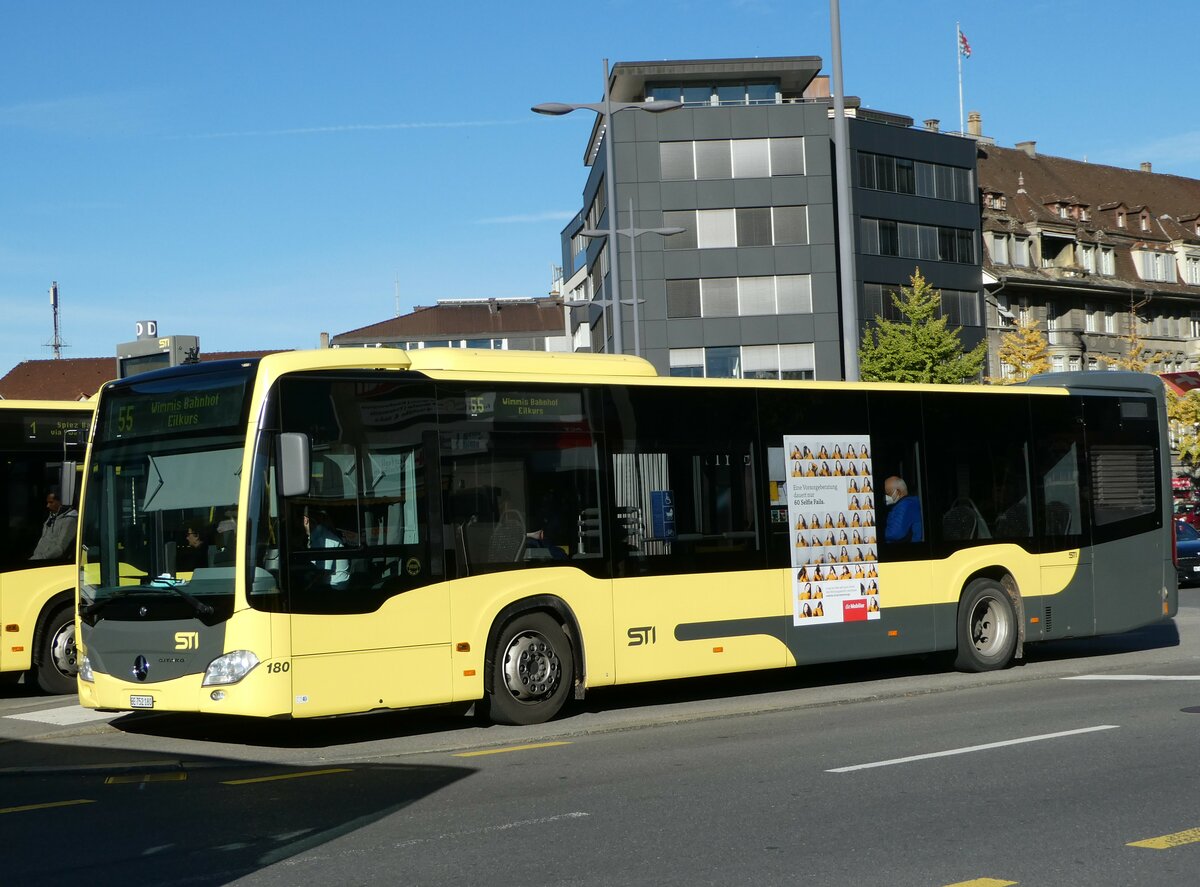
[955,579,1017,673]
[33,605,78,695]
[488,613,573,726]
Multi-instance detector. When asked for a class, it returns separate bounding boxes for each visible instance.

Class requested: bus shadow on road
[1021,617,1180,663]
[110,702,483,748]
[2,736,474,886]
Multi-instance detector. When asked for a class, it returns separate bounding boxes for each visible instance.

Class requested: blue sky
[3,0,1198,374]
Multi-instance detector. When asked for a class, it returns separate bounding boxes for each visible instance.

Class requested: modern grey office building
[555,56,984,379]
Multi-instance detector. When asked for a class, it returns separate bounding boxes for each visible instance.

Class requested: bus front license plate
[129,695,154,709]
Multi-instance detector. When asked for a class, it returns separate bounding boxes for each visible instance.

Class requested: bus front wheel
[488,613,573,726]
[33,605,78,695]
[954,579,1017,673]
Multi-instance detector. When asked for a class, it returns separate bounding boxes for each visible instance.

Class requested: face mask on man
[884,492,898,507]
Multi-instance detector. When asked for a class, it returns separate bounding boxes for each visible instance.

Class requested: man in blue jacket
[884,476,923,543]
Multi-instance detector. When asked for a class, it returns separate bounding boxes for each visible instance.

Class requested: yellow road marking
[105,772,187,784]
[454,741,572,758]
[222,767,351,786]
[1128,827,1200,849]
[943,880,1018,887]
[0,799,95,815]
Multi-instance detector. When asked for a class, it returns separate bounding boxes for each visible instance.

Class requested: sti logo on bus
[174,631,199,650]
[627,626,657,646]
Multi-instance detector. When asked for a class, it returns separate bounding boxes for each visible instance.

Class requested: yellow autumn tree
[1167,388,1200,470]
[989,318,1051,384]
[1111,302,1165,372]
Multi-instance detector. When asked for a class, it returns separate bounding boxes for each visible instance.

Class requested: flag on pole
[959,29,972,58]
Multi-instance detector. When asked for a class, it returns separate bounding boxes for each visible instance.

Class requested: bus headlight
[202,650,260,686]
[78,654,94,683]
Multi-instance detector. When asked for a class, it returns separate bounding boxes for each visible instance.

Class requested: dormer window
[1058,205,1069,219]
[1140,213,1150,232]
[1118,211,1126,228]
[1081,208,1090,221]
[1136,248,1175,283]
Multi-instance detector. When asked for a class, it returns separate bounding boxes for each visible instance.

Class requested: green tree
[990,317,1051,384]
[858,268,987,384]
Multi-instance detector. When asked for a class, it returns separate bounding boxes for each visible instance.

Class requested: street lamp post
[582,198,685,357]
[533,59,682,354]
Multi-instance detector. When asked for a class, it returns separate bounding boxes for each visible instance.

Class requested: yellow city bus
[76,349,1174,724]
[0,399,92,693]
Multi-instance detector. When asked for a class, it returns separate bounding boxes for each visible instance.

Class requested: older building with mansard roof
[977,138,1200,377]
[330,297,570,352]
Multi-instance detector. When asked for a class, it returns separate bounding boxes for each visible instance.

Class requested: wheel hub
[971,597,1008,655]
[49,621,78,677]
[501,631,561,701]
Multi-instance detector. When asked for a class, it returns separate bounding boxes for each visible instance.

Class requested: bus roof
[0,398,95,411]
[128,348,1166,400]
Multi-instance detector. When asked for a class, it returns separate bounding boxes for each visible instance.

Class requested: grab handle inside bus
[278,432,311,497]
[60,427,82,508]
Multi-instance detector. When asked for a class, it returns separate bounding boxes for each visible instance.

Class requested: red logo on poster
[842,599,868,622]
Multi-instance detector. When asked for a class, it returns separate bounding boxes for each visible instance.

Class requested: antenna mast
[46,281,67,359]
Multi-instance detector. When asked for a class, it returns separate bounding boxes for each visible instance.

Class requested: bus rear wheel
[488,613,572,726]
[33,605,78,695]
[954,579,1017,673]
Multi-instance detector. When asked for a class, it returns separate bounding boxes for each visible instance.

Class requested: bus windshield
[79,365,254,621]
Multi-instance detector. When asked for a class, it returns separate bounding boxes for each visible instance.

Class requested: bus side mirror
[278,432,311,497]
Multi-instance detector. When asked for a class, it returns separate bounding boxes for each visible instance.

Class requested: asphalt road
[3,590,1200,886]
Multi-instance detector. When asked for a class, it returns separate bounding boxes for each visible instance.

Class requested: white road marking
[5,706,116,726]
[827,725,1119,773]
[1063,674,1200,681]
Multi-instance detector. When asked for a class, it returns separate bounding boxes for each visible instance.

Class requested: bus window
[606,386,762,577]
[757,387,870,568]
[867,391,929,559]
[1083,395,1161,542]
[272,378,438,615]
[437,384,602,577]
[922,392,1034,553]
[1031,396,1085,550]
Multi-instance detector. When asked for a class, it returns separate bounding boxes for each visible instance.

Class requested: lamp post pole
[581,199,685,358]
[599,59,623,354]
[533,63,681,354]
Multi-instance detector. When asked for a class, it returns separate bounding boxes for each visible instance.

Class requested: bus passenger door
[1031,397,1092,640]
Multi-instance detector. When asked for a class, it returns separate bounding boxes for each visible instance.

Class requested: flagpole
[957,21,964,135]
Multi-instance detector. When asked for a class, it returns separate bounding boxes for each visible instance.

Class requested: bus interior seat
[454,522,471,576]
[488,510,527,562]
[943,498,986,541]
[1046,500,1073,536]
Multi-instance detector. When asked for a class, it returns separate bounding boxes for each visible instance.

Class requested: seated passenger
[304,507,350,587]
[883,476,923,543]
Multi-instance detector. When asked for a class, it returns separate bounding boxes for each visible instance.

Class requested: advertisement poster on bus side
[783,435,880,626]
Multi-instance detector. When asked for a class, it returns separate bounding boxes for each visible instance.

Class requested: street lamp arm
[531,102,604,116]
[636,100,683,113]
[533,101,682,116]
[581,226,687,239]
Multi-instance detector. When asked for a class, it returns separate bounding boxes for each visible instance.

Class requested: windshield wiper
[144,577,215,617]
[79,588,133,619]
[79,578,214,619]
